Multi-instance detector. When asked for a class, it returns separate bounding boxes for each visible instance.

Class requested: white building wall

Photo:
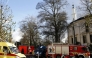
[68,18,92,45]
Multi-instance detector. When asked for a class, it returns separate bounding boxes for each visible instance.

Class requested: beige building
[68,16,92,45]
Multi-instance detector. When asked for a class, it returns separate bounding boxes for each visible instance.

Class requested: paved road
[26,55,35,58]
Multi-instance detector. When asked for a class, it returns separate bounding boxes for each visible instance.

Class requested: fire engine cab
[47,43,90,58]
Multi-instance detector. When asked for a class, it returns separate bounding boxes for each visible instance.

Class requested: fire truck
[46,43,90,58]
[15,42,35,55]
[18,45,34,55]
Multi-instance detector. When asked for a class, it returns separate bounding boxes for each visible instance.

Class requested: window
[3,46,8,52]
[83,35,87,43]
[89,24,92,28]
[74,47,77,50]
[75,37,77,43]
[9,46,19,53]
[71,37,77,44]
[90,35,92,43]
[85,23,89,32]
[3,46,9,54]
[71,38,73,44]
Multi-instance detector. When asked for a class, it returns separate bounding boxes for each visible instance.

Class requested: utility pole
[72,5,76,45]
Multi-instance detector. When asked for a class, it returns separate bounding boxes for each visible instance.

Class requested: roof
[68,17,84,27]
[0,42,16,47]
[68,14,92,27]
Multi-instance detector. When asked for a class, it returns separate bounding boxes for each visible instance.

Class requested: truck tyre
[78,55,84,58]
[56,55,61,58]
[70,56,74,58]
[75,55,78,58]
[47,56,51,58]
[30,56,35,58]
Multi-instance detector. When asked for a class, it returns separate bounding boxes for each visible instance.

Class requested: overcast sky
[4,0,81,42]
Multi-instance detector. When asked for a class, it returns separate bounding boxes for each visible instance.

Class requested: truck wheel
[47,56,51,58]
[56,55,61,58]
[30,56,35,58]
[78,55,84,58]
[70,56,74,58]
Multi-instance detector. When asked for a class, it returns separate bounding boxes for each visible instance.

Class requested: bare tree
[20,16,40,46]
[78,0,92,32]
[79,0,92,15]
[36,0,68,42]
[0,1,15,42]
[41,38,51,46]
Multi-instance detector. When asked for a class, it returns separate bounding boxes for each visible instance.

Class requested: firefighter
[32,50,34,55]
[28,46,32,54]
[29,49,32,54]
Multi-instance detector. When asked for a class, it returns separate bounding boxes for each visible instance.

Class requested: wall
[68,18,92,45]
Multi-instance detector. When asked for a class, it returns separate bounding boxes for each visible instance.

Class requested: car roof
[0,42,16,47]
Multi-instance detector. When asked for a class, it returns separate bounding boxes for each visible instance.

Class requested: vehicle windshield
[9,46,19,54]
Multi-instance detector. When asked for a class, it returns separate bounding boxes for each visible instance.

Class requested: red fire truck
[46,43,90,58]
[18,45,35,55]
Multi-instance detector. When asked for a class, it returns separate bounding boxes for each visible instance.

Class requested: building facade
[68,17,92,45]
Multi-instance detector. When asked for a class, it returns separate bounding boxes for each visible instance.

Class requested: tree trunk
[55,27,60,43]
